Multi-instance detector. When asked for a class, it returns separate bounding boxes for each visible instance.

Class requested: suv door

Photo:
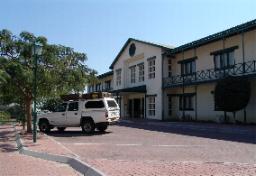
[49,103,67,126]
[66,102,80,126]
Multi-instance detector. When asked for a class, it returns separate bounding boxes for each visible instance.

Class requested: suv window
[107,100,117,108]
[68,102,78,111]
[85,101,104,109]
[56,103,67,112]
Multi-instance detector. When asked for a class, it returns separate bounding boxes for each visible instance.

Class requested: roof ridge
[129,38,175,49]
[171,18,256,54]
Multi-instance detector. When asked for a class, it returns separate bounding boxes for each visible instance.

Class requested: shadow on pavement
[0,143,17,153]
[0,128,17,153]
[47,129,112,137]
[117,122,256,144]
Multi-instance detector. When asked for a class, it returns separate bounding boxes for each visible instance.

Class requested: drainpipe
[144,93,147,119]
[182,50,185,120]
[242,32,245,73]
[161,52,165,121]
[241,32,247,123]
[119,94,122,119]
[194,48,198,121]
[222,38,227,122]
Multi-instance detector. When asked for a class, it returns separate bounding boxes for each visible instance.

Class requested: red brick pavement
[0,124,79,176]
[48,125,256,176]
[19,126,77,158]
[3,123,256,176]
[85,159,256,176]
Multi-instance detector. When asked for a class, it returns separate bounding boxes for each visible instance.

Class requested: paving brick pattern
[48,122,256,176]
[86,159,256,176]
[19,126,77,158]
[0,124,79,176]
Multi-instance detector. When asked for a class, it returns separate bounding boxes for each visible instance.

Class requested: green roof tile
[170,19,256,54]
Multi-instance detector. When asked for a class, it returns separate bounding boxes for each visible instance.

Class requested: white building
[89,19,256,123]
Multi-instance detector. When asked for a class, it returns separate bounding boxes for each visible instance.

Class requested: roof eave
[171,19,256,54]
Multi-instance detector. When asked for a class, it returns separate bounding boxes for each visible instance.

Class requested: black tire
[39,120,50,133]
[97,124,108,132]
[57,127,66,132]
[81,119,95,134]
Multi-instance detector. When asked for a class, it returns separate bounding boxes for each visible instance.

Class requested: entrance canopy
[111,85,147,93]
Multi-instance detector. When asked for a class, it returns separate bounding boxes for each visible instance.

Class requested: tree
[0,29,96,132]
[40,98,62,112]
[214,76,251,121]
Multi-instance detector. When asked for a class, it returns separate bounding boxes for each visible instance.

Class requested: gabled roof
[109,38,174,69]
[170,19,256,54]
[97,70,113,79]
[108,19,256,69]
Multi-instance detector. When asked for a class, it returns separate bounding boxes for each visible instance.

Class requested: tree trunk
[22,101,26,130]
[25,97,32,133]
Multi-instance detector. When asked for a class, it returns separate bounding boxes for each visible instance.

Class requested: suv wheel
[81,119,95,134]
[97,124,108,132]
[39,120,50,133]
[57,127,66,132]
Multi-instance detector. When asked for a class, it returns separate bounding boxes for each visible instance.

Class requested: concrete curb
[13,124,105,176]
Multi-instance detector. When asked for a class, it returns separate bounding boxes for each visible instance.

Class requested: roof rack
[60,92,112,101]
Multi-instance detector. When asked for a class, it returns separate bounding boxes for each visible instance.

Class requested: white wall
[162,29,256,123]
[112,40,165,120]
[164,82,256,123]
[163,29,256,78]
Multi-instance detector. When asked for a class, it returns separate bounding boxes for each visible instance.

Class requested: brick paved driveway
[0,124,80,176]
[47,121,256,176]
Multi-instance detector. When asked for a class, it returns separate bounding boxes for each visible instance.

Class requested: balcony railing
[163,60,256,88]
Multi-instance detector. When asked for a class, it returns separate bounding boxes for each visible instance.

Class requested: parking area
[47,121,256,176]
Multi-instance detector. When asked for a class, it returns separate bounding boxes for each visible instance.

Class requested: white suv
[38,95,120,134]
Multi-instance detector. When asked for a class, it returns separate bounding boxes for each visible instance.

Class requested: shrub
[215,76,251,112]
[0,111,10,121]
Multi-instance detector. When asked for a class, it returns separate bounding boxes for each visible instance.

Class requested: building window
[88,85,94,93]
[96,83,101,91]
[214,50,235,70]
[148,58,155,79]
[116,69,121,86]
[181,60,196,75]
[148,96,155,116]
[138,63,144,82]
[168,96,172,115]
[130,66,136,83]
[179,94,194,111]
[168,59,172,77]
[88,85,92,93]
[105,80,111,90]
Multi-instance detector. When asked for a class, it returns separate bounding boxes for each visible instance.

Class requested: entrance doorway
[133,99,140,118]
[128,98,144,118]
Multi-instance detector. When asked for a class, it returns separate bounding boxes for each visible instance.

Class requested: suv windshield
[107,100,117,108]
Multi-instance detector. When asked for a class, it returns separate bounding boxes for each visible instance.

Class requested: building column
[195,86,198,121]
[144,93,147,119]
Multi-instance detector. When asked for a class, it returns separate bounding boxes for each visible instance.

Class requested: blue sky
[1,0,255,74]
